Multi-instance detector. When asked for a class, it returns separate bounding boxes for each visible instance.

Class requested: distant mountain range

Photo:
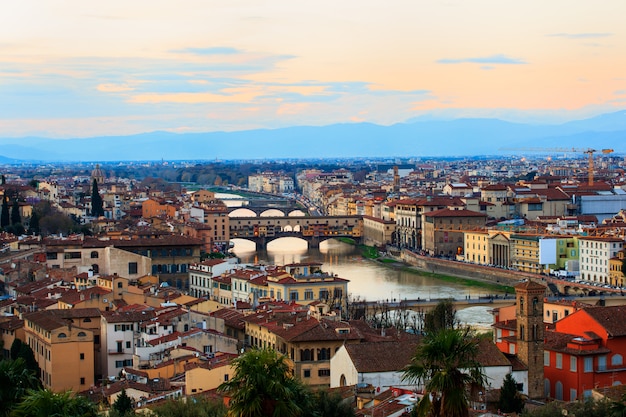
[0,110,625,162]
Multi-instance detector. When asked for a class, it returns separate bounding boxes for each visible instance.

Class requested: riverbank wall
[398,249,536,287]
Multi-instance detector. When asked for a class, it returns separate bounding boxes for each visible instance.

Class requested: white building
[188,259,236,299]
[578,236,625,284]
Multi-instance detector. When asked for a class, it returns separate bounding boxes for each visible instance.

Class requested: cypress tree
[29,211,40,235]
[91,179,104,217]
[1,196,9,228]
[11,198,21,225]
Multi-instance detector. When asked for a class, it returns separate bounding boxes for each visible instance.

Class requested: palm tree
[10,389,97,417]
[402,327,486,417]
[0,358,40,416]
[218,347,306,417]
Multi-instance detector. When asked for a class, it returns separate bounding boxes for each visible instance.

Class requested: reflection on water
[232,238,501,328]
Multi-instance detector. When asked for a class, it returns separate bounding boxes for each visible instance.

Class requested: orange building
[23,309,97,392]
[142,198,178,219]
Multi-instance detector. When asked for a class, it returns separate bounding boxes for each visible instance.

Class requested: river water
[231,237,498,330]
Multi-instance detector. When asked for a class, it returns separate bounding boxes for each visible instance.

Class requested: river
[231,237,499,330]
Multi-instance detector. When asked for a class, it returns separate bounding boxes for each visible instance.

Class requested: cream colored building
[45,245,151,279]
[362,215,395,247]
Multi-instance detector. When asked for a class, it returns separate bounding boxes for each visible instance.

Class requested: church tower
[393,166,400,192]
[91,164,105,185]
[515,280,546,399]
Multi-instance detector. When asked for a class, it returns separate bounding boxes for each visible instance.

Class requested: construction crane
[500,147,614,186]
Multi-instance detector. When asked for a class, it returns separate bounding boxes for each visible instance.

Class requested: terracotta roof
[344,339,420,373]
[514,280,546,291]
[584,305,626,337]
[425,208,487,218]
[474,339,512,367]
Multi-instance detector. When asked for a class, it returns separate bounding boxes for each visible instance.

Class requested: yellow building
[185,354,236,395]
[610,249,626,287]
[267,263,349,306]
[510,234,542,273]
[23,309,96,392]
[464,230,511,267]
[0,316,24,359]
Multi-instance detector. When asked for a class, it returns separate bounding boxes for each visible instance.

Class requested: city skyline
[2,1,626,140]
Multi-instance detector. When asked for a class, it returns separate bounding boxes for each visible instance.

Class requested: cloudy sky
[1,1,626,138]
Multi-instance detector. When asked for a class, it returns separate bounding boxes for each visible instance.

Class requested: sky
[1,1,626,138]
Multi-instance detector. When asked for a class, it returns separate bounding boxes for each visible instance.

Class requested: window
[90,251,99,258]
[598,355,607,371]
[126,341,131,349]
[58,333,67,338]
[289,291,298,301]
[128,262,138,275]
[117,282,123,289]
[612,354,623,366]
[544,351,550,366]
[64,252,81,259]
[77,331,86,337]
[570,389,577,401]
[556,353,562,369]
[80,377,85,385]
[584,357,593,372]
[570,356,577,372]
[80,353,85,360]
[224,374,229,382]
[318,369,331,377]
[303,369,311,378]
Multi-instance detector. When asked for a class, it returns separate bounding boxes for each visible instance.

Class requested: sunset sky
[1,1,626,138]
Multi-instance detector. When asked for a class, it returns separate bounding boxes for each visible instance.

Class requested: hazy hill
[0,110,624,162]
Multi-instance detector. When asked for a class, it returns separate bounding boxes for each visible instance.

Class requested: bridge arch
[267,236,308,251]
[260,209,285,217]
[230,238,257,251]
[288,209,307,217]
[280,224,301,232]
[229,208,257,217]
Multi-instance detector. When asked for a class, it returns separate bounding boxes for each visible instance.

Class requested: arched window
[91,264,99,274]
[77,332,86,337]
[58,333,67,338]
[532,297,539,314]
[555,381,563,400]
[544,379,550,398]
[519,325,525,341]
[519,297,524,312]
[90,251,99,259]
[340,374,347,387]
[613,354,624,366]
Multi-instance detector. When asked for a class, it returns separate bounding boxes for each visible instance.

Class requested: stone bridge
[229,215,362,250]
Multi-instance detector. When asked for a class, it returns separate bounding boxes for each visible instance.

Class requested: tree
[311,390,355,417]
[28,211,40,235]
[146,396,226,417]
[0,358,41,416]
[423,299,457,335]
[611,393,626,417]
[112,388,133,416]
[91,179,104,217]
[10,389,97,417]
[11,199,21,225]
[1,196,9,228]
[498,373,524,414]
[10,339,22,360]
[402,327,486,417]
[218,348,306,417]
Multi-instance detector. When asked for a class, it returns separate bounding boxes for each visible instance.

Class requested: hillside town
[1,153,626,416]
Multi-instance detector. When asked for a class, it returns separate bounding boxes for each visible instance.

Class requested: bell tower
[515,280,546,400]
